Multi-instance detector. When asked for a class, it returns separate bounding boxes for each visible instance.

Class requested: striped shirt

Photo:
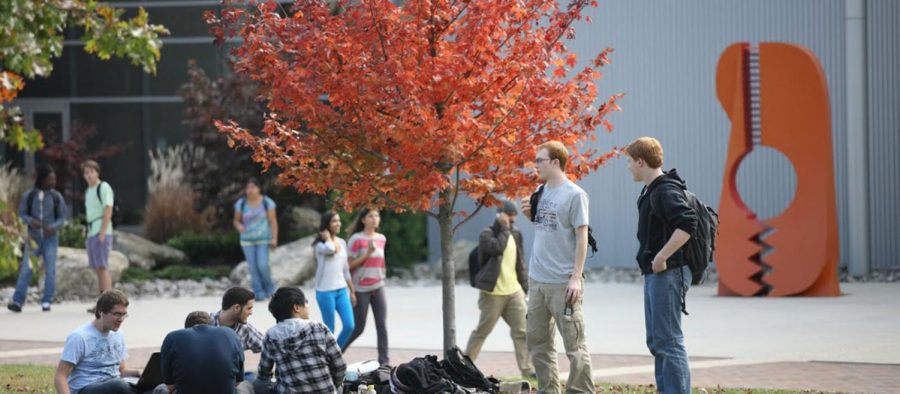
[347,233,387,292]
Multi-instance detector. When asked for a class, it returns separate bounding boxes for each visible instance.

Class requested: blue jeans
[316,287,355,348]
[644,265,692,394]
[242,244,275,300]
[13,236,58,306]
[78,378,131,393]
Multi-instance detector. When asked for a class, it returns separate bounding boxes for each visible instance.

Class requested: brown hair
[94,289,129,319]
[184,311,213,328]
[625,137,664,169]
[81,160,101,174]
[538,141,569,171]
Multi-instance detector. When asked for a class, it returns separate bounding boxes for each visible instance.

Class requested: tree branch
[453,199,485,233]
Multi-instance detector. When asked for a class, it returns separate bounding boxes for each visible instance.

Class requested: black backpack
[441,347,500,393]
[90,181,122,226]
[25,189,63,219]
[649,186,719,285]
[468,246,481,288]
[528,184,599,256]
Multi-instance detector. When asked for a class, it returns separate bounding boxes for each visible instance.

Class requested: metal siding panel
[867,0,900,270]
[430,1,859,270]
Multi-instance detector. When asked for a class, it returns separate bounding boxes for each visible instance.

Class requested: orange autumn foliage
[207,0,622,214]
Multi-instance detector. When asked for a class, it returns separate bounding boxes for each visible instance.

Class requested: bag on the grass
[441,346,500,394]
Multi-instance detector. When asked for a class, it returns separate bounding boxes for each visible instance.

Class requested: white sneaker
[41,302,51,312]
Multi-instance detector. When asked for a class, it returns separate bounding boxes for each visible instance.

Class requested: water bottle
[345,370,358,382]
[366,384,377,394]
[357,383,367,394]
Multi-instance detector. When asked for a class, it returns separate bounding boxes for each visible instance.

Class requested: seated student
[212,287,265,354]
[154,311,251,394]
[54,289,139,394]
[254,287,346,394]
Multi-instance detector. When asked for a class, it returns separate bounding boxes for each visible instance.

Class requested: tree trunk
[438,190,456,351]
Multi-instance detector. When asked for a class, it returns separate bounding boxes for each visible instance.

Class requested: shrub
[0,164,29,283]
[121,264,232,283]
[58,215,86,248]
[143,184,212,244]
[166,232,244,266]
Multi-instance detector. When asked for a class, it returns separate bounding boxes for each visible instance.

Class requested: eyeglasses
[535,158,552,164]
[105,312,128,319]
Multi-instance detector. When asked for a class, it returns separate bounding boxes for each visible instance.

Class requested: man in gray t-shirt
[521,141,594,393]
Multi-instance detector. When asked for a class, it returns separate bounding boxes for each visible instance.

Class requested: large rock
[288,207,321,235]
[113,231,188,270]
[50,247,129,300]
[230,236,317,288]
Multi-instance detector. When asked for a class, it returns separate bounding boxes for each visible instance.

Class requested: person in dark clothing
[8,165,67,313]
[464,200,533,377]
[625,137,698,394]
[154,311,249,394]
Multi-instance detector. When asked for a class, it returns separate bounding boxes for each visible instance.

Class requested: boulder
[50,247,129,300]
[113,231,188,270]
[288,207,321,235]
[230,236,317,288]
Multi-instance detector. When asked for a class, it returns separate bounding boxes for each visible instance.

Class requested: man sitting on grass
[54,289,139,394]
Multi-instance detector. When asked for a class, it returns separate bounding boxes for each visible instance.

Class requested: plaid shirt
[211,310,264,353]
[258,318,346,394]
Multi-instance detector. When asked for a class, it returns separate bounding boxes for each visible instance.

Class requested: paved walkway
[1,282,898,392]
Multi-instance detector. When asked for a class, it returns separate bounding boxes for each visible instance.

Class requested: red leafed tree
[208,0,622,350]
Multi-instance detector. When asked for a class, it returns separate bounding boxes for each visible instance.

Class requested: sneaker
[7,303,22,313]
[42,302,51,312]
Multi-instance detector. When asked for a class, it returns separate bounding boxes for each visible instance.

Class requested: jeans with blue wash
[241,244,276,300]
[12,236,58,306]
[644,265,692,394]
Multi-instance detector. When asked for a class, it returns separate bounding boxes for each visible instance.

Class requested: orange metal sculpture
[715,43,841,297]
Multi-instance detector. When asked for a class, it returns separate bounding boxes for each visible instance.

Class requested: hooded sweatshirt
[636,169,699,275]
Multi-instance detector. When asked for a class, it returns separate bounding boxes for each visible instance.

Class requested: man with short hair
[82,160,115,308]
[153,311,248,394]
[465,200,534,377]
[8,165,67,313]
[54,289,138,394]
[212,286,264,354]
[520,141,594,393]
[255,287,346,394]
[625,137,697,393]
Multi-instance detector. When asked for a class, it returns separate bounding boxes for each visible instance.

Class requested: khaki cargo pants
[526,279,594,393]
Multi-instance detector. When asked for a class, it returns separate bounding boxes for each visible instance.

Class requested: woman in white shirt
[312,211,356,347]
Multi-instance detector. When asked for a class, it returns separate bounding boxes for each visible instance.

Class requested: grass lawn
[0,365,54,394]
[0,365,830,394]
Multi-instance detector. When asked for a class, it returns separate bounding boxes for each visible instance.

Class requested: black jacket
[636,169,699,275]
[474,220,528,293]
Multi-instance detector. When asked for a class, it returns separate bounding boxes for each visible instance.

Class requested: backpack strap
[52,191,62,218]
[238,196,270,212]
[25,189,36,218]
[96,181,103,204]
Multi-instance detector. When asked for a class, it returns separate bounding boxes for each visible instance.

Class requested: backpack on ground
[440,346,500,394]
[649,185,719,286]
